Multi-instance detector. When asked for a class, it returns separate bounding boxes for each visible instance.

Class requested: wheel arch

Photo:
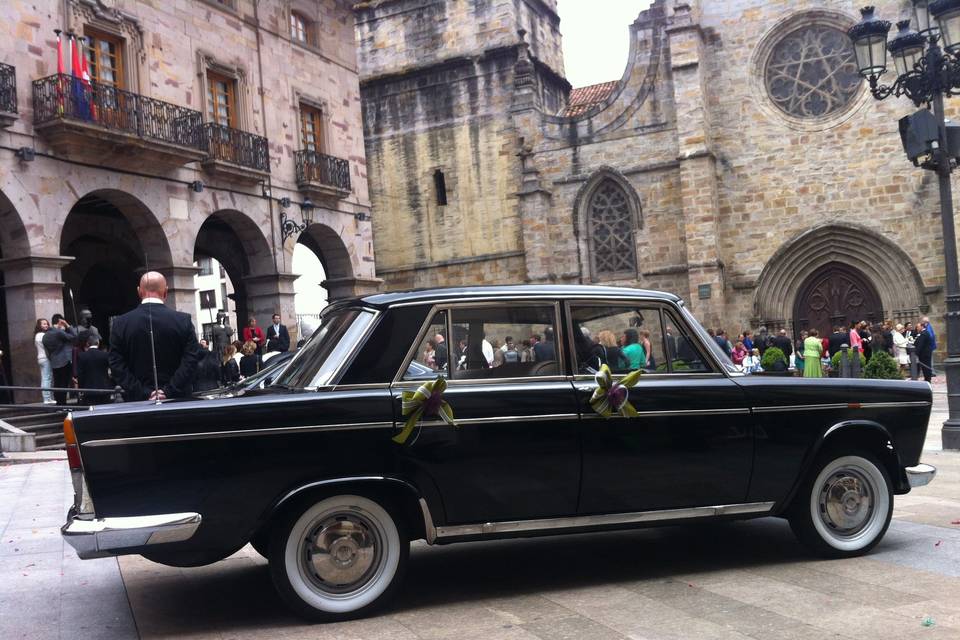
[781,419,906,511]
[252,476,428,545]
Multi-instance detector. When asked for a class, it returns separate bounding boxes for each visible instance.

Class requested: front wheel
[268,494,408,621]
[788,452,892,558]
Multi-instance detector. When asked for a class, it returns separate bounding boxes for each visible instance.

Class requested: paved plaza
[2,392,959,640]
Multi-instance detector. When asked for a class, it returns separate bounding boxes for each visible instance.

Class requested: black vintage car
[61,286,936,620]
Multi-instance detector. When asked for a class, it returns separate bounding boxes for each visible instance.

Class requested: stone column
[244,273,299,327]
[156,265,201,318]
[667,1,725,328]
[0,255,73,402]
[322,276,383,301]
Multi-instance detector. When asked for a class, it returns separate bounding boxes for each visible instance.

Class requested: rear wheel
[788,452,892,558]
[268,494,408,621]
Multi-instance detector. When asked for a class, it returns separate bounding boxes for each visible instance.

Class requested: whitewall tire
[789,452,893,558]
[269,494,408,621]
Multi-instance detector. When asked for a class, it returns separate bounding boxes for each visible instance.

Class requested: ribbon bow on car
[589,364,641,418]
[394,375,456,444]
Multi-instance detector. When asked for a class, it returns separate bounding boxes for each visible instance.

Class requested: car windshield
[679,304,739,374]
[240,353,292,391]
[271,307,377,389]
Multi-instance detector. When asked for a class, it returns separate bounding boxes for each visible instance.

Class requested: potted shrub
[758,347,790,376]
[830,350,866,377]
[864,350,903,380]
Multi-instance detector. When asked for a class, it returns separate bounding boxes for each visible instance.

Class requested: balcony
[295,150,352,200]
[200,123,270,183]
[32,74,205,168]
[0,63,17,127]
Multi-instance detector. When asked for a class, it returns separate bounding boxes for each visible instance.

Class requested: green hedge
[864,350,903,380]
[830,349,866,371]
[760,347,787,371]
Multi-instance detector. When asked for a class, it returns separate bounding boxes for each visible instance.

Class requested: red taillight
[63,414,82,471]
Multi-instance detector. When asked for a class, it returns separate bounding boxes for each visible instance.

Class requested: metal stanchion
[908,344,919,381]
[851,346,862,378]
[840,344,850,378]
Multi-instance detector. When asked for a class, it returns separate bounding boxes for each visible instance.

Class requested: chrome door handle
[576,386,596,393]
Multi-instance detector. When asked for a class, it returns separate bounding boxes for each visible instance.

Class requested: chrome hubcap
[301,513,381,595]
[818,468,874,537]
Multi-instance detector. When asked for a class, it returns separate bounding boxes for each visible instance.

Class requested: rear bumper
[61,508,202,559]
[906,463,937,488]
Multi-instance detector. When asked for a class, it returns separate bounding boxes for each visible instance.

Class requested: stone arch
[194,209,275,327]
[60,189,172,341]
[753,223,927,330]
[572,167,643,281]
[298,223,355,301]
[0,188,32,389]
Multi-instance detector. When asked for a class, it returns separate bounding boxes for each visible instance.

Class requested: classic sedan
[60,285,936,621]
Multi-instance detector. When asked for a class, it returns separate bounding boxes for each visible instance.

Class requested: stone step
[36,432,65,449]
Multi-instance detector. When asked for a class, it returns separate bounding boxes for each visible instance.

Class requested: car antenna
[146,288,161,406]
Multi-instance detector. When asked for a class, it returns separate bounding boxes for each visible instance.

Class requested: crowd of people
[31,273,295,405]
[710,317,937,380]
[420,327,560,373]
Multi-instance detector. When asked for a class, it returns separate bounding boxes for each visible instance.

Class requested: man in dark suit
[914,320,934,383]
[109,271,201,401]
[828,326,848,358]
[772,329,793,358]
[265,313,290,353]
[77,335,112,405]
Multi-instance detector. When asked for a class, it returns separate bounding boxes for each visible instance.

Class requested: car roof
[354,285,682,310]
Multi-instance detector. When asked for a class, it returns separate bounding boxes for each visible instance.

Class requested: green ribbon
[589,364,641,418]
[393,375,456,444]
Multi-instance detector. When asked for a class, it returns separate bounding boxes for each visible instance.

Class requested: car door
[391,302,582,525]
[569,301,754,515]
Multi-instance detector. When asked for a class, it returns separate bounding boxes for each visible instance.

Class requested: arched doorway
[793,262,882,338]
[194,210,274,334]
[60,191,172,345]
[292,242,327,337]
[297,223,354,301]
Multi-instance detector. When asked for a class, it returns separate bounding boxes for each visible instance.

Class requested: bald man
[108,272,201,401]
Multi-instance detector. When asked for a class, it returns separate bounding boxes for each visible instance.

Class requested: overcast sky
[557,1,653,88]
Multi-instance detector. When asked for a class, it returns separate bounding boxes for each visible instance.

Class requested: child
[742,348,763,374]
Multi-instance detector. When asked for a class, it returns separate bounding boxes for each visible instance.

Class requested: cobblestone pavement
[2,392,958,640]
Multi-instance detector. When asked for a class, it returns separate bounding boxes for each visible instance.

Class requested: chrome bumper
[62,510,202,559]
[906,463,937,488]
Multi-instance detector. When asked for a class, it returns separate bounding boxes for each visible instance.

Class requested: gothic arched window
[588,179,637,277]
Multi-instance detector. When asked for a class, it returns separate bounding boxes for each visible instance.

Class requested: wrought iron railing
[295,150,351,192]
[0,63,16,114]
[200,123,270,173]
[32,74,202,148]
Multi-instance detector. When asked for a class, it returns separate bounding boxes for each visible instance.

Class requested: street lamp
[847,3,960,449]
[301,198,316,227]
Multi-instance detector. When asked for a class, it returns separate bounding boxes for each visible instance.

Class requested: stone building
[0,0,376,390]
[356,0,951,344]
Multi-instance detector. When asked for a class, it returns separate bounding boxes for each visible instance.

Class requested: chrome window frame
[392,299,569,386]
[563,298,725,382]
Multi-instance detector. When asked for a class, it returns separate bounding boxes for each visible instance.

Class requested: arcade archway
[60,190,172,345]
[297,222,354,301]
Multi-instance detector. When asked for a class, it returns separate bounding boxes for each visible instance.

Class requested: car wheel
[268,494,408,621]
[788,452,892,558]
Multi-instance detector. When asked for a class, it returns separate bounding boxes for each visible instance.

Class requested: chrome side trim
[62,511,201,559]
[581,408,751,419]
[416,413,580,428]
[392,375,570,389]
[906,463,936,488]
[753,401,932,414]
[752,403,850,414]
[432,501,776,539]
[82,421,395,448]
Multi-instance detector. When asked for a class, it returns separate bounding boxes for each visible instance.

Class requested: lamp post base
[944,418,960,450]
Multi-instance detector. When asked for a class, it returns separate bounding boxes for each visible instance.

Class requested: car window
[662,309,714,373]
[272,308,376,388]
[403,311,449,381]
[447,305,560,380]
[570,304,712,375]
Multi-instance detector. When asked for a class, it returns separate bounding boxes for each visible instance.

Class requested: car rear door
[568,301,754,515]
[391,302,582,525]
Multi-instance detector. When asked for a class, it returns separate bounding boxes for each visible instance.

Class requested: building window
[290,12,311,44]
[434,169,448,206]
[206,70,237,127]
[300,104,322,151]
[588,179,636,276]
[84,30,123,88]
[198,257,214,276]
[764,25,860,119]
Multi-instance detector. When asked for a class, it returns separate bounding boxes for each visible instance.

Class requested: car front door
[569,301,754,515]
[391,303,581,526]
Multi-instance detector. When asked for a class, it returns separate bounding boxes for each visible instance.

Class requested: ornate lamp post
[847,2,960,448]
[279,197,316,241]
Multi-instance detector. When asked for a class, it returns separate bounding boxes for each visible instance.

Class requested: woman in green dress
[621,328,646,370]
[803,328,823,378]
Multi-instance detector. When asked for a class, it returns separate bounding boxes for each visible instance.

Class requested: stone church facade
[356,0,950,340]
